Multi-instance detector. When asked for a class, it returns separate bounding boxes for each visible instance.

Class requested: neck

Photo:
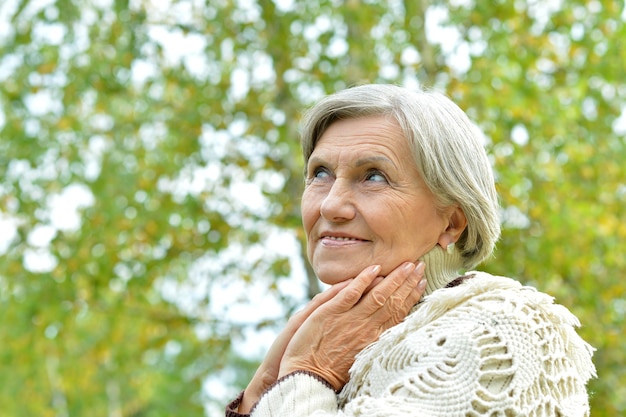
[418,245,464,296]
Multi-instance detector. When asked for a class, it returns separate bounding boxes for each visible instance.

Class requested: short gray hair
[300,84,501,268]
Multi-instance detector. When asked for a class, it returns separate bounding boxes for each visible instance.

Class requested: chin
[314,264,362,286]
[318,277,346,286]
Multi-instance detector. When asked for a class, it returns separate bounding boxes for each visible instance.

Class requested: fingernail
[403,262,415,273]
[372,265,381,275]
[417,278,427,291]
[416,262,425,274]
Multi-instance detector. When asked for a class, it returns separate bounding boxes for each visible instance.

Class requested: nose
[319,179,356,222]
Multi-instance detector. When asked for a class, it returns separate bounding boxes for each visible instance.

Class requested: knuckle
[385,309,404,326]
[389,294,403,305]
[370,291,386,307]
[344,286,364,303]
[385,300,408,324]
[311,292,325,304]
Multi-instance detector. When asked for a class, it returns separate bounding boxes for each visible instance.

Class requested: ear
[437,206,467,248]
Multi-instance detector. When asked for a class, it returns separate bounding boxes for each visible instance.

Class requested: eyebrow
[308,155,396,168]
[355,156,394,167]
[307,156,325,165]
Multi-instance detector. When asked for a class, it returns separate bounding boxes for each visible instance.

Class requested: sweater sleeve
[250,372,437,417]
[224,391,248,417]
[248,277,595,417]
[251,371,339,416]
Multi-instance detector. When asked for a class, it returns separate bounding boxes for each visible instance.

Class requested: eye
[307,166,332,184]
[313,167,330,178]
[365,170,388,183]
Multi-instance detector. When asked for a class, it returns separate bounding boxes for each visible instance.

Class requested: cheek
[300,191,318,233]
[388,205,443,248]
[370,200,414,237]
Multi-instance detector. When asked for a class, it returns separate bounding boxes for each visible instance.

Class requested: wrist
[280,364,344,392]
[238,393,255,414]
[239,368,277,413]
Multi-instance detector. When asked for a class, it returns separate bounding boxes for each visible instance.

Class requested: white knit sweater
[233,247,596,417]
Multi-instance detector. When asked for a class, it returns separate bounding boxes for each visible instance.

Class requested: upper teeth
[325,236,357,241]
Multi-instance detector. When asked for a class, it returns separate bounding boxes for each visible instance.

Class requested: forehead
[312,115,410,156]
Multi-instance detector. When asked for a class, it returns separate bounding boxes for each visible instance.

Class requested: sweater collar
[418,245,464,296]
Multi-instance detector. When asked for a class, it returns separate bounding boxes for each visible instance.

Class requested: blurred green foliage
[0,0,624,415]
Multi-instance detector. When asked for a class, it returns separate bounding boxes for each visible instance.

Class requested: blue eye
[366,170,388,183]
[313,167,330,178]
[307,166,332,183]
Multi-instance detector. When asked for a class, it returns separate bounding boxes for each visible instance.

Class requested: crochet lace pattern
[338,273,596,416]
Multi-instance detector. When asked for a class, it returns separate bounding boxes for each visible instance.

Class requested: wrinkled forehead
[306,112,402,160]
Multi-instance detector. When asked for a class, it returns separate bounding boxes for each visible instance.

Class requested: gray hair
[300,84,501,268]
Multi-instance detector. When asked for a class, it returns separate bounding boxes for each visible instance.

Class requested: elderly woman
[225,84,596,416]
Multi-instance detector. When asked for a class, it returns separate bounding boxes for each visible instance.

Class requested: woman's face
[301,115,458,285]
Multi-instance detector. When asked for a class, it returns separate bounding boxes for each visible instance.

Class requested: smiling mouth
[323,236,362,241]
[320,236,369,244]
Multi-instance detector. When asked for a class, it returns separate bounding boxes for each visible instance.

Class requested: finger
[296,278,354,322]
[381,274,427,329]
[360,262,417,312]
[364,276,384,294]
[392,261,425,303]
[405,274,427,310]
[370,262,425,322]
[332,264,382,309]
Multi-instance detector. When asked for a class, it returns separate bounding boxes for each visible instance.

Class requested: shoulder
[420,271,596,381]
[417,271,583,326]
[341,271,596,415]
[403,271,557,333]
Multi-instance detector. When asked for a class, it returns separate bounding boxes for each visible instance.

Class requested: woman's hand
[238,278,354,413]
[278,261,426,391]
